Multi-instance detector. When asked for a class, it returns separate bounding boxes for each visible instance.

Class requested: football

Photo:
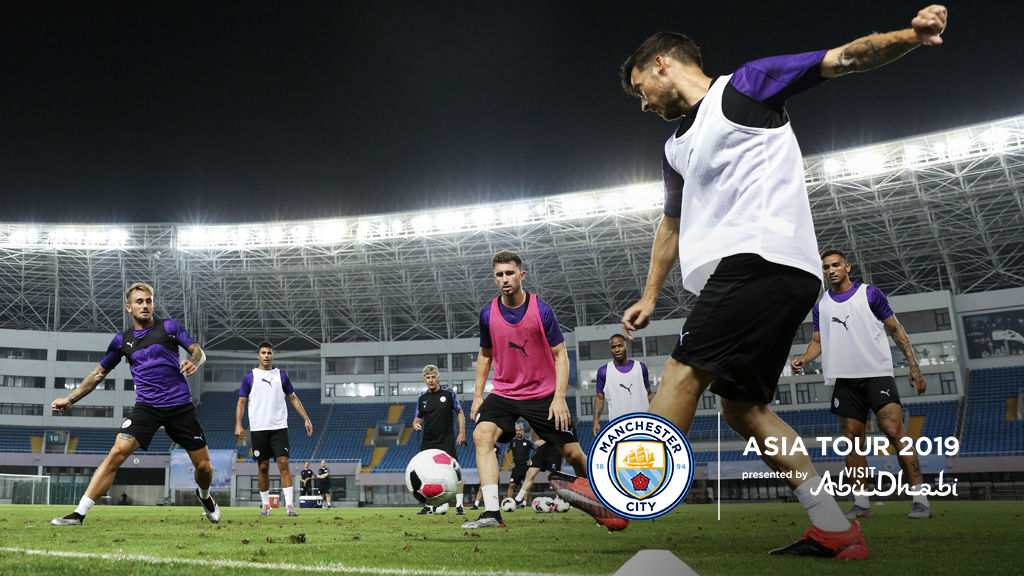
[500,497,517,512]
[405,449,463,507]
[553,497,570,513]
[532,496,556,512]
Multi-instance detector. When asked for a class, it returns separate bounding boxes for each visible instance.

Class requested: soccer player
[592,334,653,437]
[618,5,947,558]
[317,459,332,508]
[50,282,219,525]
[463,250,626,530]
[235,341,314,517]
[299,461,314,496]
[506,423,534,505]
[412,363,467,515]
[792,250,931,519]
[512,439,563,506]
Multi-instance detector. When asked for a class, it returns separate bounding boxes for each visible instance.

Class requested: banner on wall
[169,449,234,490]
[962,309,1024,359]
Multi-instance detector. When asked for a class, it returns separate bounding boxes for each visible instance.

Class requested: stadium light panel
[904,145,924,167]
[823,157,843,177]
[848,152,885,176]
[948,136,972,159]
[601,193,624,212]
[411,215,433,234]
[471,208,493,228]
[983,127,1011,152]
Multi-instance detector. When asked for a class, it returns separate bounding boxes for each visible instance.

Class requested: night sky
[2,1,1020,224]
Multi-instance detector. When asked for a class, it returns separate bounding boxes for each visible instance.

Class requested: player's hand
[305,420,314,437]
[912,5,946,46]
[548,397,571,431]
[790,356,806,374]
[51,397,72,413]
[622,298,655,339]
[457,432,466,446]
[413,421,422,432]
[593,422,601,437]
[234,424,243,438]
[909,365,927,395]
[470,397,483,422]
[179,358,197,376]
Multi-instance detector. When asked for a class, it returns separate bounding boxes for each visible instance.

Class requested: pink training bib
[488,295,556,400]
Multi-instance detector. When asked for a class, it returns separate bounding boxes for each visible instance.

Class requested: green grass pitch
[0,501,1019,575]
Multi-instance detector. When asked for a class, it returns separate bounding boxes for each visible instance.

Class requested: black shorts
[251,428,291,462]
[530,442,562,473]
[671,254,820,404]
[422,439,458,460]
[476,393,579,447]
[510,464,528,484]
[830,376,901,422]
[122,402,207,452]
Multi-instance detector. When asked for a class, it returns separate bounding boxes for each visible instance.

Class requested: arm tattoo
[67,367,106,403]
[834,34,916,75]
[189,344,206,368]
[888,324,919,368]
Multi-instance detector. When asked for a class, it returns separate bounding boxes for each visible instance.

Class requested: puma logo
[508,340,528,356]
[831,315,851,331]
[618,382,634,394]
[261,377,272,387]
[880,389,891,397]
[126,341,134,348]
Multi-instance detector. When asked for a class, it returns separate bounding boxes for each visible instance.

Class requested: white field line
[0,546,592,576]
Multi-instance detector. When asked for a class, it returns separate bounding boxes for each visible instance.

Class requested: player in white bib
[235,340,314,517]
[619,5,946,558]
[793,250,930,520]
[593,334,652,437]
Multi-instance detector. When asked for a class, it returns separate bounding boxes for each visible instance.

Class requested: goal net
[0,473,50,505]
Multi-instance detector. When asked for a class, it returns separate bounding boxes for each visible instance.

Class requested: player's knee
[720,402,756,435]
[107,445,133,464]
[880,423,905,439]
[472,426,493,447]
[195,460,213,476]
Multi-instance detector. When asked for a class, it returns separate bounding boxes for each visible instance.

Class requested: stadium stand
[962,367,1024,455]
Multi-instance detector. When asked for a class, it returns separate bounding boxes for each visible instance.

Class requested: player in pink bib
[462,250,627,531]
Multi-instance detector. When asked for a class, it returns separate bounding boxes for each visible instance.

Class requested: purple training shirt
[479,293,564,349]
[101,318,196,407]
[595,360,651,395]
[663,50,828,218]
[812,282,894,331]
[239,369,295,397]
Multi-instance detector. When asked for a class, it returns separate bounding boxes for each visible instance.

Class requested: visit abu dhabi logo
[588,413,693,520]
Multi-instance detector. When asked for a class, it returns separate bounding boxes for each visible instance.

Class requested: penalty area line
[0,547,583,576]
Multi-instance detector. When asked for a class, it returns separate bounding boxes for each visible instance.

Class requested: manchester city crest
[588,413,693,520]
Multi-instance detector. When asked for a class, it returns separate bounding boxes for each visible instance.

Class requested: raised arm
[821,5,947,79]
[51,365,111,412]
[622,215,681,338]
[791,331,822,374]
[883,316,926,394]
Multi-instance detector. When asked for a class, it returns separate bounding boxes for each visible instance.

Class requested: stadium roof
[1,115,1022,349]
